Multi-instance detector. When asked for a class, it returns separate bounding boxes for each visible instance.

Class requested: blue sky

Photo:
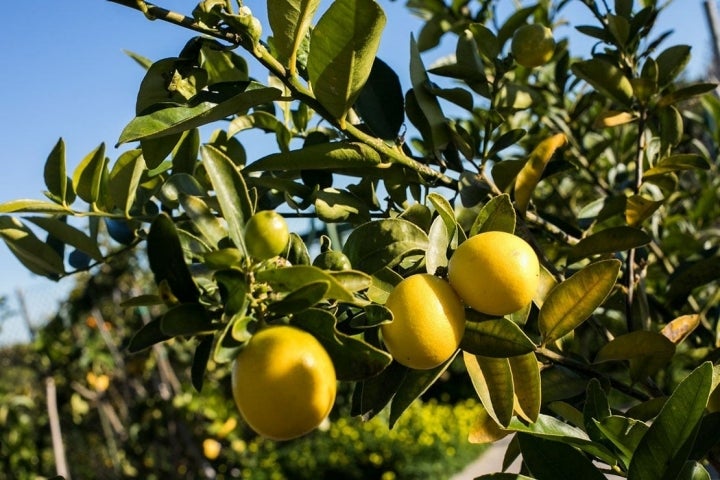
[0,0,713,343]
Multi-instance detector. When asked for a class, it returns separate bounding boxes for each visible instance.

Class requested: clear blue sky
[0,0,713,343]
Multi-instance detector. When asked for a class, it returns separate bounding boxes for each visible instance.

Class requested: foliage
[2,0,720,478]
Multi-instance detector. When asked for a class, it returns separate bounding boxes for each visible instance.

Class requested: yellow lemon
[231,325,336,440]
[448,231,539,316]
[511,24,556,68]
[382,274,466,370]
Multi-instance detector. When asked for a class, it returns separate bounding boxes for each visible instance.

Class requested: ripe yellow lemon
[511,24,556,68]
[231,325,336,440]
[448,231,539,316]
[382,274,466,370]
[244,210,290,260]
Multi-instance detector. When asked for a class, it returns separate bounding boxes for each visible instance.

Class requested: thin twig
[46,377,71,480]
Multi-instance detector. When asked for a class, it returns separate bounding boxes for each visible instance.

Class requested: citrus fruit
[381,274,466,370]
[244,210,290,260]
[231,325,336,440]
[448,231,539,316]
[202,438,222,460]
[511,24,556,68]
[312,250,352,271]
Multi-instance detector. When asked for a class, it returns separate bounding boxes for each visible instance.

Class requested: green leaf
[568,226,651,263]
[667,256,720,306]
[0,200,71,214]
[539,259,621,345]
[191,335,214,392]
[474,475,535,480]
[655,45,691,87]
[314,187,371,223]
[245,141,383,172]
[147,213,200,303]
[214,268,250,315]
[367,267,403,304]
[518,433,606,480]
[510,352,541,423]
[470,193,516,235]
[72,143,107,204]
[201,145,252,254]
[426,215,450,275]
[645,154,710,177]
[109,149,146,216]
[266,280,330,315]
[351,361,407,420]
[0,216,65,279]
[461,318,536,357]
[307,0,386,127]
[179,195,227,248]
[118,87,282,144]
[141,134,182,169]
[628,362,713,480]
[571,58,634,106]
[626,195,663,226]
[488,129,526,158]
[160,303,215,336]
[583,378,611,442]
[255,265,364,305]
[410,35,449,151]
[268,0,320,74]
[172,129,201,174]
[389,354,455,427]
[293,308,392,381]
[128,318,171,353]
[464,353,514,427]
[355,58,405,139]
[677,462,711,480]
[27,217,103,262]
[328,270,372,292]
[44,138,67,204]
[594,415,648,468]
[657,83,717,107]
[343,218,429,274]
[595,330,676,381]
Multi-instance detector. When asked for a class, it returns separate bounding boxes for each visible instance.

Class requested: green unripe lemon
[511,24,556,68]
[382,274,466,370]
[312,251,352,271]
[244,210,289,260]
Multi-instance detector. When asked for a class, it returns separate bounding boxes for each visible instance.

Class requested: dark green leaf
[0,216,65,279]
[314,187,371,224]
[245,141,383,172]
[255,265,363,305]
[44,138,67,204]
[191,335,214,392]
[583,379,611,442]
[461,318,536,357]
[571,59,634,106]
[147,213,200,303]
[655,45,691,87]
[267,281,330,315]
[595,330,676,381]
[351,361,407,420]
[72,143,107,204]
[410,35,449,151]
[355,57,405,139]
[667,256,720,306]
[179,195,227,248]
[518,433,606,480]
[568,226,651,262]
[594,415,649,468]
[27,217,103,262]
[658,83,717,107]
[160,303,215,336]
[127,318,171,353]
[645,154,710,177]
[628,362,713,480]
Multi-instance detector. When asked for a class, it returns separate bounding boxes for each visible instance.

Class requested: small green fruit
[511,24,556,68]
[244,211,290,260]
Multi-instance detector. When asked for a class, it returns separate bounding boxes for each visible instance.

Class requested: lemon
[202,438,222,460]
[448,231,539,316]
[244,210,290,260]
[231,325,336,440]
[312,250,352,271]
[382,274,466,370]
[511,24,556,68]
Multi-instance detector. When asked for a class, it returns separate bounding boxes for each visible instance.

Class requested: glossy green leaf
[0,216,65,279]
[595,330,675,381]
[367,267,403,303]
[518,433,606,480]
[464,353,514,427]
[645,154,710,177]
[328,270,372,292]
[127,318,171,353]
[355,57,405,139]
[658,83,717,107]
[314,187,371,223]
[214,268,249,315]
[266,280,330,315]
[626,195,663,226]
[147,213,200,303]
[410,35,449,151]
[655,45,691,87]
[160,303,215,336]
[118,87,281,144]
[677,462,711,480]
[343,218,429,274]
[255,265,363,305]
[179,195,227,248]
[245,141,383,172]
[307,0,386,127]
[568,226,651,263]
[72,143,107,204]
[508,414,617,465]
[44,138,67,204]
[109,149,146,216]
[286,232,311,266]
[191,335,214,392]
[539,259,621,345]
[427,192,456,236]
[628,362,713,480]
[389,354,455,428]
[470,193,516,235]
[510,352,541,423]
[594,415,648,468]
[27,217,103,262]
[268,0,320,73]
[351,361,407,420]
[294,308,392,381]
[460,318,536,357]
[0,200,71,214]
[201,145,252,254]
[571,58,634,106]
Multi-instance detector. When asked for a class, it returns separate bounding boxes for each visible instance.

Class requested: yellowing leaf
[468,403,508,444]
[539,259,621,345]
[594,110,637,128]
[464,353,514,427]
[514,133,567,214]
[660,314,701,345]
[625,194,663,226]
[510,353,541,423]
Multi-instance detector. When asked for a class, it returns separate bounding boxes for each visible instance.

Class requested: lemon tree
[2,0,720,478]
[231,325,337,440]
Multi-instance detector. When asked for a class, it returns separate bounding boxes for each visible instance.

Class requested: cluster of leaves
[2,0,720,478]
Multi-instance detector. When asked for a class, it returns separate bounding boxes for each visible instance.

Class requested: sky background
[0,0,714,344]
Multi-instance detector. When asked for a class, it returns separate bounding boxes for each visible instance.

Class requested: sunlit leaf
[464,353,514,427]
[343,219,429,274]
[467,403,508,445]
[660,314,701,345]
[518,433,606,480]
[72,143,107,205]
[510,352,541,423]
[461,318,536,357]
[568,226,650,262]
[27,217,103,262]
[109,149,146,216]
[594,415,648,468]
[645,154,710,177]
[626,195,663,226]
[571,58,634,106]
[0,216,65,279]
[44,138,67,204]
[255,265,364,305]
[470,193,516,235]
[514,134,567,215]
[595,330,675,381]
